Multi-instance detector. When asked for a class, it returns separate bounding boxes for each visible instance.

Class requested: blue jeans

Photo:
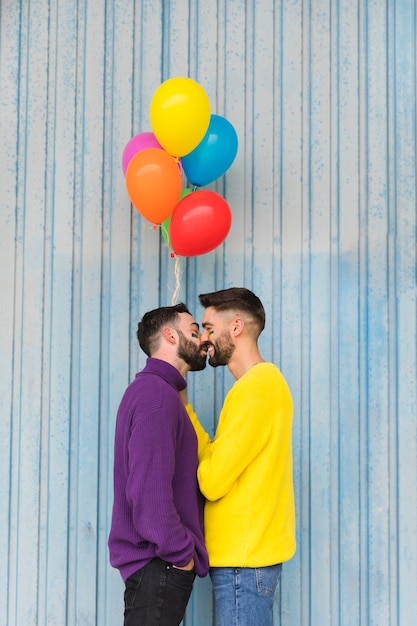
[210,564,282,626]
[123,558,195,625]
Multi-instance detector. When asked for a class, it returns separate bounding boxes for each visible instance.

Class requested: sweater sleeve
[125,401,195,567]
[185,403,211,457]
[197,371,279,501]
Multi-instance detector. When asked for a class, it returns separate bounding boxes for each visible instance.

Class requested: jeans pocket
[170,567,196,592]
[124,567,145,609]
[255,563,282,596]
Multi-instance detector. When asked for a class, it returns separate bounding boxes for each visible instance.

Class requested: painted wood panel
[1,1,416,624]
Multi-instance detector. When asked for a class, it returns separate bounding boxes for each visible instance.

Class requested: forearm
[185,403,211,457]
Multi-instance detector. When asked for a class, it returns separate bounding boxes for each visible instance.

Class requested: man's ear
[162,327,176,344]
[231,317,244,336]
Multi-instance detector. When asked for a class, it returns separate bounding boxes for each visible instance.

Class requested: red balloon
[169,190,232,256]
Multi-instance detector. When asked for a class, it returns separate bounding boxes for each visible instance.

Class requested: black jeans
[124,558,196,626]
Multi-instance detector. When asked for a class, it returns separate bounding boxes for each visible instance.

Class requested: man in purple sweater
[108,303,209,625]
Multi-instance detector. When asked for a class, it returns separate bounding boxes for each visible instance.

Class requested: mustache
[200,341,214,351]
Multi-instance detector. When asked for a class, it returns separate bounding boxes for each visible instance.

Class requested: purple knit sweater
[108,358,209,581]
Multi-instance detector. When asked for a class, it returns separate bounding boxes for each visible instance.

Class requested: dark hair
[198,287,265,333]
[137,302,190,356]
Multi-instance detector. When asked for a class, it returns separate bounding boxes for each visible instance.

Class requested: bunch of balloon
[122,76,238,257]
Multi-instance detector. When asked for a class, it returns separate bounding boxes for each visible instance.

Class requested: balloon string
[171,255,181,305]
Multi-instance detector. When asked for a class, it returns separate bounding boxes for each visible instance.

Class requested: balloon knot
[170,252,176,258]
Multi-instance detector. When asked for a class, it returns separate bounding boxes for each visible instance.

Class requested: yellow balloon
[150,77,211,157]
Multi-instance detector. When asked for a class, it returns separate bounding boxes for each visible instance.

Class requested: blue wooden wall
[1,1,416,624]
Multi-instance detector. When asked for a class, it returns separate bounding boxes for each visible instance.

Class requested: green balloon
[161,215,172,249]
[161,188,193,251]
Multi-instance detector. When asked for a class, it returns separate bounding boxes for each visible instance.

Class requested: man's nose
[200,329,209,342]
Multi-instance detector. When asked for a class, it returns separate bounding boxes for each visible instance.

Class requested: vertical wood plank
[1,2,417,625]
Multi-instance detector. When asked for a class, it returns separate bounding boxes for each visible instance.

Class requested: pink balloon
[122,132,163,174]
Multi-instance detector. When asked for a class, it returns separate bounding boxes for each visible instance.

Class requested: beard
[177,331,207,371]
[204,330,235,367]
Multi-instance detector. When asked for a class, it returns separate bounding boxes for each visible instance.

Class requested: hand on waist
[172,558,194,571]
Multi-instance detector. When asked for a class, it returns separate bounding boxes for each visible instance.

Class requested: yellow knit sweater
[187,363,296,567]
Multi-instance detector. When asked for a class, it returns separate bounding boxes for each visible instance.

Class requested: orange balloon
[125,148,182,224]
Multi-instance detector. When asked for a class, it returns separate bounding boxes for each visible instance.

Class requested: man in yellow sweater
[187,287,296,626]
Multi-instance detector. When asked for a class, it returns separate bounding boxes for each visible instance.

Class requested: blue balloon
[181,114,238,187]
